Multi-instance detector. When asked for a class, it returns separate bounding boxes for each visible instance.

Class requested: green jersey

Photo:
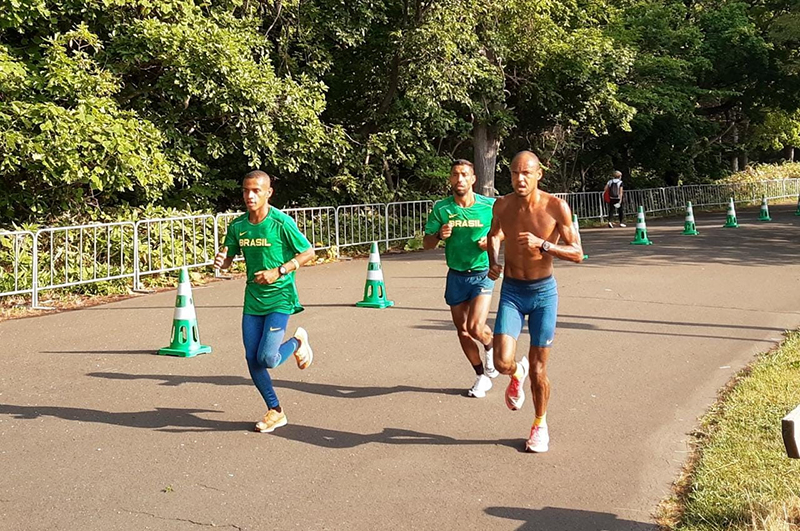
[424,194,495,271]
[224,208,312,315]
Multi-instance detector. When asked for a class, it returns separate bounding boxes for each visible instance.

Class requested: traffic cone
[723,198,739,228]
[159,267,212,357]
[682,202,699,235]
[795,193,800,216]
[572,214,588,259]
[758,196,772,221]
[356,242,394,308]
[630,206,653,245]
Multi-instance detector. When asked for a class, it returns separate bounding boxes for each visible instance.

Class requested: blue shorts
[494,276,558,347]
[445,269,495,306]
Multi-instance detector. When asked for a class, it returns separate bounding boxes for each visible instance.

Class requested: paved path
[2,204,799,531]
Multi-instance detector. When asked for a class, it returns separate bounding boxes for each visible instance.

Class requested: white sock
[484,344,495,370]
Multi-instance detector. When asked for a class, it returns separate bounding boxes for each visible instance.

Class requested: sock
[513,362,524,380]
[472,362,484,376]
[273,405,282,413]
[483,344,495,369]
[533,413,547,427]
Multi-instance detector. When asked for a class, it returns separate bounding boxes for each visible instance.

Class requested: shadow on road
[84,372,465,398]
[0,404,523,449]
[273,424,523,450]
[578,206,800,268]
[485,506,658,531]
[0,404,249,433]
[412,318,777,343]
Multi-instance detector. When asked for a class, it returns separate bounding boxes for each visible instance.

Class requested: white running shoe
[525,424,550,453]
[293,327,313,369]
[467,374,493,398]
[619,223,627,228]
[505,357,529,410]
[607,222,613,228]
[484,347,499,378]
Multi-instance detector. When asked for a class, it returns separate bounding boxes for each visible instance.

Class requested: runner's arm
[422,207,444,250]
[546,200,584,263]
[487,201,504,279]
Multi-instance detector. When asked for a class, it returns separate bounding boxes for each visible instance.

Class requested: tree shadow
[411,318,774,342]
[0,403,248,433]
[578,205,800,267]
[273,424,523,450]
[558,313,787,333]
[85,372,465,398]
[42,349,160,355]
[485,506,658,531]
[0,403,523,449]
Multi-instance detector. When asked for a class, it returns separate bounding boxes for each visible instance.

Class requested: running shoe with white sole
[467,374,493,398]
[293,327,313,369]
[525,424,549,453]
[505,357,529,410]
[255,409,287,433]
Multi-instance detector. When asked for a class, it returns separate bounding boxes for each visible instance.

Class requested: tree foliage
[1,0,798,224]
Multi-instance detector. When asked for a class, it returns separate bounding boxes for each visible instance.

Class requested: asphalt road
[2,204,799,531]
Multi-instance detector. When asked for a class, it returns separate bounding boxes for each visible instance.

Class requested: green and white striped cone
[572,214,588,260]
[682,202,699,235]
[723,197,739,228]
[758,196,772,221]
[356,242,394,309]
[795,193,800,216]
[630,206,653,245]
[159,267,212,357]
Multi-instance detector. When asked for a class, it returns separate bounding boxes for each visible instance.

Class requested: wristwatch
[540,241,552,254]
[278,265,288,276]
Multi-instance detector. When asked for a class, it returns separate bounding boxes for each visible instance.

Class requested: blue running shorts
[494,275,558,347]
[444,269,495,307]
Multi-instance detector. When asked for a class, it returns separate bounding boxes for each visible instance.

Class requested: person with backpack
[604,171,626,228]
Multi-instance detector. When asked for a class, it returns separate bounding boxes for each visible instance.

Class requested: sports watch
[278,265,288,276]
[540,241,552,254]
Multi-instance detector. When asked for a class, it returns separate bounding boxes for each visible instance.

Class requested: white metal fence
[2,181,798,306]
[566,179,800,221]
[0,230,35,299]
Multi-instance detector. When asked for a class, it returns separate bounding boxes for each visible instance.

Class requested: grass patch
[659,331,800,530]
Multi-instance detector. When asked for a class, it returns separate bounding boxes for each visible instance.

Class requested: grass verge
[658,331,800,530]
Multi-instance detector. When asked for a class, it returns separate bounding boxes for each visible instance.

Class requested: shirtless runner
[487,151,584,452]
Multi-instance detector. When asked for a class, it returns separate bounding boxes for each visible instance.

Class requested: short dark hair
[451,159,474,170]
[243,170,271,185]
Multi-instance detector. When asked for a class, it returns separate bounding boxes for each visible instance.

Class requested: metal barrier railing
[386,201,433,244]
[215,207,336,252]
[335,203,388,249]
[554,192,606,221]
[2,186,799,305]
[0,230,35,299]
[33,223,136,308]
[134,215,216,290]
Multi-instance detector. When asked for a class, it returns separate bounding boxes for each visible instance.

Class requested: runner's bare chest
[500,199,560,244]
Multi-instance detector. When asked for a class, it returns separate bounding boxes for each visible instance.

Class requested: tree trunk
[785,145,795,162]
[730,122,739,172]
[473,122,499,197]
[739,151,748,170]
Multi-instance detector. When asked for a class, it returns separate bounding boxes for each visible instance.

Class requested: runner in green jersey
[423,159,500,398]
[214,170,316,433]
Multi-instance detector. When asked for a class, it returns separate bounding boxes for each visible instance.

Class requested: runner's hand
[213,247,228,269]
[477,236,488,250]
[517,232,545,251]
[254,269,280,285]
[439,223,453,240]
[488,263,503,281]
